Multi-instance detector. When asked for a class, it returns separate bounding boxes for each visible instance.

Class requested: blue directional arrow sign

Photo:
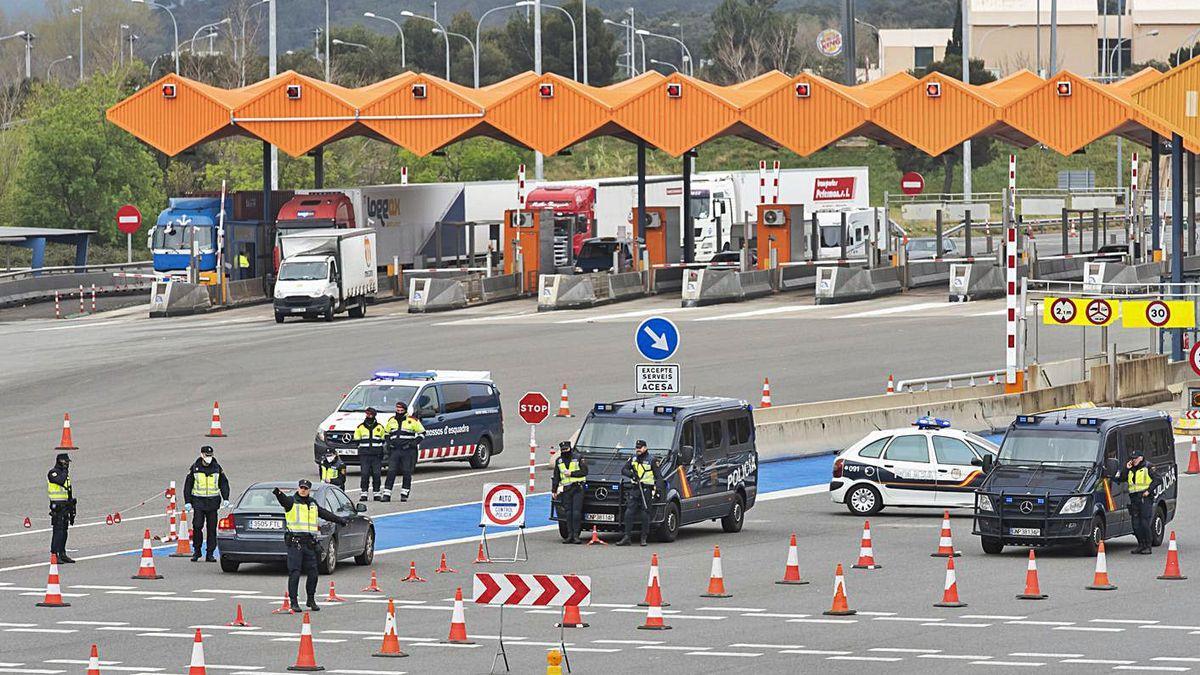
[635,316,680,362]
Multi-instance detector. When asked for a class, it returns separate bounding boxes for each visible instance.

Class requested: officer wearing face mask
[317,449,347,490]
[183,446,230,562]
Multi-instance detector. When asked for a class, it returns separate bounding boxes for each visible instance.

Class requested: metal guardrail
[895,368,1006,392]
[1026,279,1200,299]
[0,261,153,281]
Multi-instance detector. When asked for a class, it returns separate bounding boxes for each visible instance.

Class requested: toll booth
[633,206,681,268]
[756,203,805,269]
[504,209,555,292]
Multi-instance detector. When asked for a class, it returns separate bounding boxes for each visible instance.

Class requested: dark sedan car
[216,481,374,574]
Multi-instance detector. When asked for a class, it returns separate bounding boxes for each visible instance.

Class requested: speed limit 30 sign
[1145,300,1171,327]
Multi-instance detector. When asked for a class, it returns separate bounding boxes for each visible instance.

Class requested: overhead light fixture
[666,82,682,98]
[925,81,941,98]
[538,82,555,98]
[286,84,302,100]
[1056,80,1072,97]
[161,83,177,99]
[411,83,427,99]
[794,82,811,98]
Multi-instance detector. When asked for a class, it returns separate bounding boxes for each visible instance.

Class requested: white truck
[273,229,378,323]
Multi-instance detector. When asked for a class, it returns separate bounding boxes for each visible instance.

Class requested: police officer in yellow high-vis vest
[551,441,588,544]
[317,449,347,490]
[47,453,75,563]
[183,446,230,562]
[354,407,388,502]
[383,401,425,502]
[1120,454,1162,554]
[618,440,663,547]
[273,480,349,613]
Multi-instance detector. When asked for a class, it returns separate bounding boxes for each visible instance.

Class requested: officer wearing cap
[1119,453,1163,554]
[273,480,349,613]
[551,441,588,544]
[353,407,387,502]
[47,453,75,563]
[317,449,347,490]
[383,401,425,502]
[183,445,230,562]
[618,440,663,547]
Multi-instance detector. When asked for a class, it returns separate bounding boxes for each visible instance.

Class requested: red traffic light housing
[666,82,682,98]
[286,84,302,100]
[1055,80,1072,97]
[925,81,941,98]
[538,82,555,98]
[794,82,811,98]
[161,83,177,99]
[411,83,427,99]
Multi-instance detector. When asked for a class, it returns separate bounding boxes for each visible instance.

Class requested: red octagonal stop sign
[116,204,142,235]
[518,391,550,425]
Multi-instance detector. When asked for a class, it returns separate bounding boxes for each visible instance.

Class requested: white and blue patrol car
[829,417,999,516]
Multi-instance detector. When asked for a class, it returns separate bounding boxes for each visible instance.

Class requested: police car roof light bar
[654,406,678,416]
[1077,418,1101,427]
[914,416,951,430]
[372,370,437,381]
[594,403,617,413]
[1016,415,1043,425]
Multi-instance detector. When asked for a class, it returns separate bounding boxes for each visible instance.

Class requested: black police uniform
[619,450,663,546]
[354,415,387,500]
[183,452,230,561]
[551,445,588,544]
[1119,459,1163,553]
[318,453,347,490]
[47,454,75,563]
[383,413,424,502]
[273,485,348,611]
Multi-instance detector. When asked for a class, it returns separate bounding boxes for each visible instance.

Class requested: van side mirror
[1104,458,1119,478]
[679,445,695,466]
[972,455,994,473]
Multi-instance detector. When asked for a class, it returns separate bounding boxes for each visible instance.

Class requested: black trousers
[192,508,218,557]
[49,507,70,557]
[286,539,320,603]
[558,486,583,540]
[1130,494,1154,548]
[623,486,653,539]
[384,449,417,495]
[359,454,383,493]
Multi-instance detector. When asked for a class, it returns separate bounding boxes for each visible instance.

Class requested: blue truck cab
[150,197,231,281]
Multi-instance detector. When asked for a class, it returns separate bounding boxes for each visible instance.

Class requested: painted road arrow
[472,573,592,607]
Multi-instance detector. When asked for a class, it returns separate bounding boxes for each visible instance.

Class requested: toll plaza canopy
[107,56,1200,160]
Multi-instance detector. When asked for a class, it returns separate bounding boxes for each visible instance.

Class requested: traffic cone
[933,557,967,607]
[931,510,961,557]
[24,516,31,528]
[206,402,224,438]
[86,644,100,675]
[325,581,345,602]
[35,554,70,607]
[226,603,250,626]
[271,592,294,615]
[637,578,671,630]
[55,413,77,450]
[443,587,474,644]
[1016,550,1048,599]
[760,378,772,408]
[373,598,408,658]
[822,564,856,616]
[188,629,207,675]
[638,553,670,607]
[776,533,808,585]
[170,509,192,557]
[434,552,457,574]
[886,375,895,395]
[473,541,492,563]
[1086,542,1117,590]
[556,384,572,417]
[400,561,427,582]
[585,525,607,546]
[852,520,881,570]
[131,529,163,579]
[286,612,324,671]
[556,602,589,628]
[1158,531,1188,580]
[700,545,732,598]
[1187,438,1200,476]
[361,569,382,592]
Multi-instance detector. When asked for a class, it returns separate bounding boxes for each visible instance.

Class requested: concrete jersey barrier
[408,276,469,312]
[680,268,773,307]
[814,265,901,304]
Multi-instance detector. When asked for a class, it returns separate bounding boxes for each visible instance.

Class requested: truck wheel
[323,301,334,322]
[469,438,493,469]
[655,502,680,543]
[348,301,365,319]
[274,313,284,324]
[981,536,1004,555]
[720,494,745,533]
[1152,505,1167,547]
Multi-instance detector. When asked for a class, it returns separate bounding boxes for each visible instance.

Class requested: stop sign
[900,172,925,196]
[116,204,142,235]
[518,391,550,425]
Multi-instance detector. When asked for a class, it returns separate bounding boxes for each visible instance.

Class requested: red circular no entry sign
[116,204,142,235]
[901,172,925,196]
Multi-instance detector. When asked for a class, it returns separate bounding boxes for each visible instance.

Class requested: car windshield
[577,243,615,263]
[575,417,675,457]
[278,261,328,281]
[688,196,711,220]
[820,225,841,248]
[997,429,1100,464]
[339,384,419,412]
[237,487,285,512]
[910,240,937,252]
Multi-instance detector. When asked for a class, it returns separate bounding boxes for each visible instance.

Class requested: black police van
[551,396,758,542]
[972,408,1178,554]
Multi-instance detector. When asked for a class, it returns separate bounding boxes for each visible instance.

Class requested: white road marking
[71,585,137,590]
[408,643,479,649]
[856,611,898,616]
[0,623,36,628]
[639,646,709,651]
[660,615,725,620]
[0,669,67,674]
[432,312,537,326]
[194,589,262,594]
[201,669,265,673]
[688,652,761,657]
[1005,620,1073,626]
[592,639,662,645]
[1060,659,1136,665]
[920,655,994,660]
[555,307,690,324]
[4,628,76,634]
[97,627,169,632]
[970,662,1045,667]
[696,607,764,612]
[105,590,175,596]
[562,648,621,653]
[43,665,160,673]
[1143,625,1200,631]
[1113,668,1192,673]
[228,631,302,638]
[1093,619,1158,624]
[743,613,810,619]
[786,618,857,624]
[1052,626,1123,632]
[268,637,346,644]
[828,656,903,662]
[733,644,804,650]
[329,670,411,675]
[779,650,852,656]
[57,621,128,626]
[135,632,195,638]
[35,319,127,332]
[189,626,261,632]
[694,305,818,321]
[834,301,948,319]
[146,596,213,602]
[1154,658,1200,663]
[1010,653,1082,658]
[871,649,941,654]
[928,623,992,628]
[875,616,942,622]
[18,592,87,598]
[589,603,636,609]
[964,615,1025,620]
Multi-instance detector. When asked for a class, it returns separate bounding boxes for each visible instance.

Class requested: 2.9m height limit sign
[518,392,550,495]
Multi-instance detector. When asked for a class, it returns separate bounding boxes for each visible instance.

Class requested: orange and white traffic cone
[637,577,671,630]
[325,581,345,602]
[188,629,207,675]
[700,545,732,598]
[226,603,250,626]
[1187,438,1200,476]
[556,384,573,417]
[35,554,70,607]
[852,520,881,570]
[1086,541,1117,590]
[434,552,457,574]
[86,644,101,675]
[443,587,474,644]
[206,402,225,438]
[638,553,670,607]
[401,561,427,582]
[1158,531,1188,580]
[131,529,163,580]
[886,375,895,395]
[556,602,589,628]
[585,525,607,546]
[271,592,294,615]
[933,557,967,607]
[170,509,192,557]
[822,564,856,616]
[373,598,407,658]
[776,533,808,585]
[760,378,772,408]
[361,569,382,592]
[286,612,323,671]
[1016,550,1048,599]
[56,413,78,450]
[473,541,492,563]
[931,510,961,558]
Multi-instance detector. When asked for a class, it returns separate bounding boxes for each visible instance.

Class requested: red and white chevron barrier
[472,573,591,607]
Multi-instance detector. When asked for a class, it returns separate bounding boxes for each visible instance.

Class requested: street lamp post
[1108,30,1160,76]
[130,0,178,72]
[331,36,372,78]
[649,58,677,73]
[71,7,82,79]
[190,18,230,54]
[401,10,450,80]
[364,12,406,68]
[854,18,880,78]
[323,0,330,81]
[434,28,476,87]
[20,32,34,80]
[603,18,632,77]
[636,28,691,76]
[582,0,588,84]
[474,2,529,88]
[46,54,72,79]
[541,3,578,81]
[119,24,129,66]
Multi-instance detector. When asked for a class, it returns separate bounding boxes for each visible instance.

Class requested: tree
[706,0,799,84]
[495,3,615,84]
[400,139,530,183]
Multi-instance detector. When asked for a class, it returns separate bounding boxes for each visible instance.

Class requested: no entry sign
[116,204,142,235]
[900,172,925,196]
[517,392,550,425]
[1191,342,1200,378]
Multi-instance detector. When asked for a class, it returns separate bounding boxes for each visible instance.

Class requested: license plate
[585,513,615,522]
[249,519,283,530]
[290,308,305,313]
[337,448,357,456]
[1009,527,1040,536]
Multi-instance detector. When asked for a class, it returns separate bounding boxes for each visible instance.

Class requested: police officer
[383,401,425,502]
[273,480,349,613]
[618,440,663,547]
[354,407,387,501]
[1120,453,1162,554]
[183,445,230,562]
[47,453,75,563]
[552,441,588,544]
[317,449,347,490]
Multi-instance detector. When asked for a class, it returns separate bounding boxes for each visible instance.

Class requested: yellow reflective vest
[47,477,71,502]
[1127,466,1153,494]
[320,464,341,483]
[285,501,319,534]
[632,459,656,485]
[191,472,220,498]
[557,459,584,487]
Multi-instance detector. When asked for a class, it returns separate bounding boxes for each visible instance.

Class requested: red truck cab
[525,186,595,266]
[273,193,356,272]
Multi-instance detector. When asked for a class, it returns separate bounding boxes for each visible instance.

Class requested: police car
[313,370,504,470]
[829,417,999,515]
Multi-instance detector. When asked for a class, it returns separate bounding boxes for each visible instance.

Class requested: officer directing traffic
[1120,453,1162,554]
[47,453,75,563]
[354,407,387,502]
[183,445,230,562]
[383,401,424,502]
[552,441,588,544]
[318,449,347,490]
[618,440,663,547]
[273,480,349,613]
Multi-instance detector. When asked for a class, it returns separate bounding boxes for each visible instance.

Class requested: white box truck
[273,229,378,323]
